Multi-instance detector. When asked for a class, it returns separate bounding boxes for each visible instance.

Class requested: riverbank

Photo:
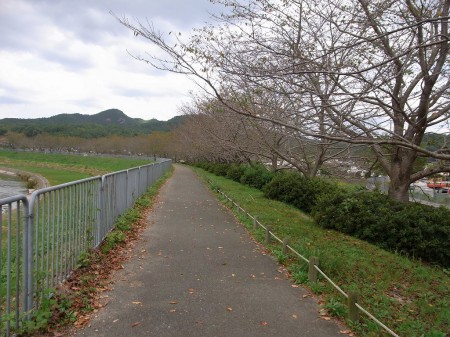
[0,167,50,193]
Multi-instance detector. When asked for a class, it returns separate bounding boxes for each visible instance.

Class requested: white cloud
[0,0,223,120]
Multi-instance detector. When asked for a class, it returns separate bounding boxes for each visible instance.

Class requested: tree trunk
[387,148,415,202]
[270,153,278,172]
[388,178,410,202]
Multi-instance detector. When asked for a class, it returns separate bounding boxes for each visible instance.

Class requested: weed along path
[73,165,344,337]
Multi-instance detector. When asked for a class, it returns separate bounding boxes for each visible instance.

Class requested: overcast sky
[0,0,222,121]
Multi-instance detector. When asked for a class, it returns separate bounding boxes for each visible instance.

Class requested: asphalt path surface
[74,165,344,337]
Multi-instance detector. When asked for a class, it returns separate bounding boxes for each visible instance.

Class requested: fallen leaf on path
[292,314,298,319]
[74,315,90,327]
[227,307,233,312]
[169,301,178,304]
[260,321,269,326]
[53,333,65,337]
[131,322,141,327]
[169,309,177,313]
[321,316,332,321]
[291,284,299,288]
[340,330,353,335]
[132,301,142,305]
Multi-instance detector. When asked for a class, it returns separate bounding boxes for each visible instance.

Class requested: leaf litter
[33,200,155,336]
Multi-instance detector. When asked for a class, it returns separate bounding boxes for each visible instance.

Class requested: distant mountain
[0,109,186,138]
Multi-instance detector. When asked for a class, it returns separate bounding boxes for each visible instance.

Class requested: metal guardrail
[0,160,171,336]
[0,195,30,335]
[218,189,400,337]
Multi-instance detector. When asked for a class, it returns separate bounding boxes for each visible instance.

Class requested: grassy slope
[195,168,449,337]
[0,150,152,185]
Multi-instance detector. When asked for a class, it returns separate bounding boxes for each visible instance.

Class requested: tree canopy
[117,0,450,201]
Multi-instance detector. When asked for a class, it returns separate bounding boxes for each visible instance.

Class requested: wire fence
[218,189,400,337]
[0,159,171,336]
[367,177,450,207]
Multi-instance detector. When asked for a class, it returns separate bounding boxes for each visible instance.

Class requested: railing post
[253,215,258,230]
[99,177,105,246]
[27,193,38,315]
[308,256,319,283]
[282,237,289,255]
[265,226,271,245]
[24,198,33,316]
[125,169,129,208]
[348,292,360,322]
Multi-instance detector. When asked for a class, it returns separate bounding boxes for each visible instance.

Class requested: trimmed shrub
[391,203,450,266]
[312,190,450,267]
[263,171,339,213]
[226,164,246,182]
[211,163,230,177]
[195,162,213,172]
[240,164,274,189]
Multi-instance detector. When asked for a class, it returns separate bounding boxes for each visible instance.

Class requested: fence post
[308,256,319,282]
[348,292,360,322]
[99,177,105,246]
[253,215,258,230]
[265,226,271,245]
[125,169,129,208]
[282,237,289,255]
[24,199,33,316]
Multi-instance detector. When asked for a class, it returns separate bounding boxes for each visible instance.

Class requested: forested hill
[0,109,186,138]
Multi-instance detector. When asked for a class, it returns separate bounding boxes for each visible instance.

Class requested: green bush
[195,162,213,172]
[263,171,339,213]
[211,163,230,177]
[192,161,209,171]
[312,190,450,267]
[240,164,274,189]
[226,164,246,182]
[391,203,450,266]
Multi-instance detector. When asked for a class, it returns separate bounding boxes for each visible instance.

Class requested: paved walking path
[74,165,344,337]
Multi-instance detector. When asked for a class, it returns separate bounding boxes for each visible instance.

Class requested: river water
[0,173,27,199]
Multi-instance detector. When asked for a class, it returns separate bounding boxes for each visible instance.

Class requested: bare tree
[115,0,449,201]
[177,97,264,164]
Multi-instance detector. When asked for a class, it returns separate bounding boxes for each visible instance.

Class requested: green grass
[0,149,152,185]
[196,168,450,337]
[2,165,90,186]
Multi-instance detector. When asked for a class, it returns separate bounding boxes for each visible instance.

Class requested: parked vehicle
[427,180,450,189]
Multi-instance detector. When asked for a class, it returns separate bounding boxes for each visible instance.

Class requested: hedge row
[312,190,450,267]
[195,162,275,189]
[193,162,450,267]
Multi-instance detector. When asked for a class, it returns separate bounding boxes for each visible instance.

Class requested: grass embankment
[0,150,152,185]
[195,169,449,337]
